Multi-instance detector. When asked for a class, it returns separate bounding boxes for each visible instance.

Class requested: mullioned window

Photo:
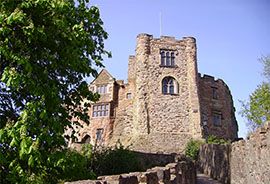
[160,50,175,67]
[162,76,179,95]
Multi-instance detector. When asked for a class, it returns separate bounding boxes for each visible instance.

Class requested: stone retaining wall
[230,122,270,184]
[65,157,196,184]
[198,122,270,184]
[198,144,230,184]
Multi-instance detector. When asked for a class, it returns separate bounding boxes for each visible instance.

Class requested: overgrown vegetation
[0,0,110,183]
[85,143,141,176]
[206,135,229,145]
[185,136,230,160]
[185,139,204,160]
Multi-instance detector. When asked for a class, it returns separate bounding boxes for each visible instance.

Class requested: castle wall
[198,74,238,140]
[198,122,270,184]
[121,34,202,153]
[230,122,270,184]
[68,33,238,154]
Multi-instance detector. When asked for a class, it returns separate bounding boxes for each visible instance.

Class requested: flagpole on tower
[160,12,162,37]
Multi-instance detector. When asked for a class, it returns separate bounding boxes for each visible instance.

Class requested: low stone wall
[65,157,196,184]
[198,144,230,184]
[230,122,270,184]
[198,122,270,184]
[134,151,176,171]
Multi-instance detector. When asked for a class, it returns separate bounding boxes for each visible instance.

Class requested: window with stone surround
[96,128,103,141]
[162,76,178,94]
[92,104,109,117]
[160,50,175,67]
[96,84,108,94]
[213,113,222,126]
[126,93,132,99]
[212,87,218,99]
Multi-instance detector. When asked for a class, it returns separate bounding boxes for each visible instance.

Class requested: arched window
[81,135,91,144]
[162,77,178,94]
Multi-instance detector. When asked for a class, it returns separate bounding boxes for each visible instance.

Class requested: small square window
[126,93,132,99]
[96,128,103,141]
[213,113,222,126]
[212,87,218,99]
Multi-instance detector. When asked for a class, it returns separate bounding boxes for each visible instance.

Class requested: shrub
[58,149,96,182]
[185,139,204,160]
[206,135,229,145]
[91,143,141,176]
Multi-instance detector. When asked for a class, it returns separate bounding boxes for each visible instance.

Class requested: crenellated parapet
[198,73,238,140]
[67,33,238,154]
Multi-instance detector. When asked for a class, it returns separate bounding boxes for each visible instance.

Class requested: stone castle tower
[70,34,238,153]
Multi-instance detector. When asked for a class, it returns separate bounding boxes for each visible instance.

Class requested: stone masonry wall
[65,156,196,184]
[199,74,238,140]
[125,34,202,153]
[231,122,270,184]
[68,33,238,155]
[198,144,230,184]
[198,122,270,184]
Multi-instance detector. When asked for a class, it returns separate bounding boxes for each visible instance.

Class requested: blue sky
[90,0,270,138]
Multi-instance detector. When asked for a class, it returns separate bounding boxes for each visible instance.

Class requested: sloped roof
[90,69,115,84]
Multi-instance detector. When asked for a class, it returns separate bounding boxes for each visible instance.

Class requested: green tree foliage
[241,56,270,131]
[89,144,141,176]
[0,0,109,183]
[241,83,270,130]
[260,55,270,82]
[184,139,204,161]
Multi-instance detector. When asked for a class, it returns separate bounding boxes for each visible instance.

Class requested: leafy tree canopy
[0,0,109,183]
[241,56,270,131]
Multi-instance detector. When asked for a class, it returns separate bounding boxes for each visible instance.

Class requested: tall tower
[120,34,203,153]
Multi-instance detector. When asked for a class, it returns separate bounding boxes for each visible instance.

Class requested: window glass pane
[212,88,218,99]
[169,85,174,94]
[166,52,170,66]
[96,128,103,141]
[161,51,165,65]
[163,84,168,94]
[171,52,175,66]
[126,93,132,99]
[213,114,221,126]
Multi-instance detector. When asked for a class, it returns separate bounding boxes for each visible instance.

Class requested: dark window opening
[162,77,178,95]
[160,50,175,67]
[96,128,103,141]
[212,87,218,99]
[213,113,222,126]
[126,93,132,99]
[161,51,165,66]
[81,135,91,143]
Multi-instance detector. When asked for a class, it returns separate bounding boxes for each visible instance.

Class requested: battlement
[70,33,238,155]
[136,33,196,44]
[199,73,229,89]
